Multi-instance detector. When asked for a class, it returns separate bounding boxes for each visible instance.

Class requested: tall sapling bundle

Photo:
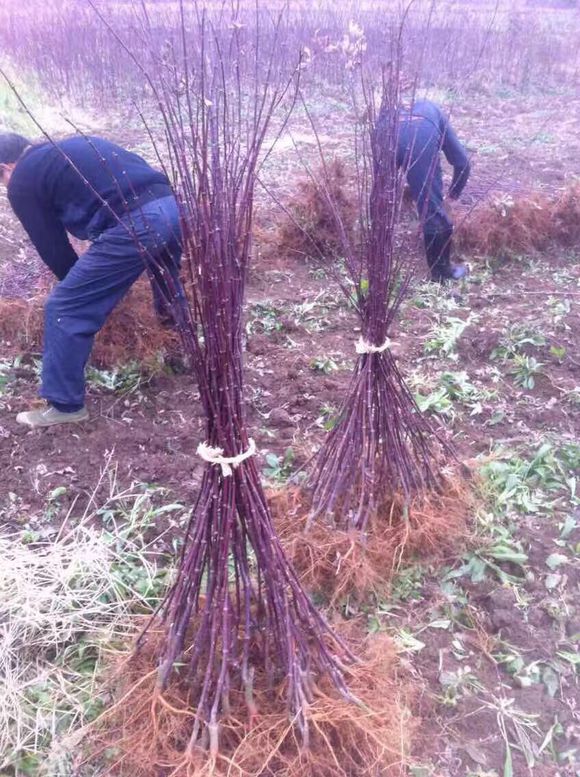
[145,11,348,759]
[87,9,407,776]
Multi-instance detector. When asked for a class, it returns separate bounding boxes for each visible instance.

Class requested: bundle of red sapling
[81,9,410,776]
[285,65,470,597]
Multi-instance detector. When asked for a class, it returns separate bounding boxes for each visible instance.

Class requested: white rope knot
[197,438,257,477]
[355,336,393,355]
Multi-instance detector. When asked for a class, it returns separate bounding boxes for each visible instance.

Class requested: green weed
[491,324,546,363]
[510,354,544,390]
[86,361,148,394]
[262,448,296,482]
[245,301,284,335]
[315,403,339,431]
[424,315,472,359]
[479,442,579,517]
[415,371,495,419]
[547,297,571,325]
[438,666,484,706]
[310,355,339,374]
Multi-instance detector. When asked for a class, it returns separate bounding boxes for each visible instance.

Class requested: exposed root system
[455,182,580,258]
[269,480,470,604]
[277,159,357,263]
[85,627,409,777]
[0,278,178,368]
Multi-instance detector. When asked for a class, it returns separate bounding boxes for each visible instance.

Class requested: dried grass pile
[455,181,580,257]
[88,626,410,777]
[277,159,357,262]
[0,277,177,368]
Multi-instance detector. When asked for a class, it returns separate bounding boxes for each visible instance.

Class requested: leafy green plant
[86,361,146,394]
[424,315,472,358]
[481,695,541,774]
[547,297,571,325]
[438,665,484,706]
[451,530,528,585]
[491,324,546,362]
[550,344,567,362]
[245,301,284,335]
[479,443,579,517]
[0,358,15,394]
[291,295,342,333]
[415,371,495,419]
[310,355,339,374]
[390,564,426,603]
[262,448,296,482]
[315,403,339,431]
[510,354,544,390]
[415,386,454,416]
[410,280,462,311]
[308,267,328,281]
[0,356,34,400]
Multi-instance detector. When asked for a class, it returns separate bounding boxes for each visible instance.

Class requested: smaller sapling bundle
[286,63,468,596]
[309,85,439,529]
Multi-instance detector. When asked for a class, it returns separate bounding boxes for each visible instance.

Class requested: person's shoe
[430,263,469,283]
[449,263,469,280]
[16,405,89,428]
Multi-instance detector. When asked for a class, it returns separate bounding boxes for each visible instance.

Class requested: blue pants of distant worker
[41,195,183,408]
[399,121,454,279]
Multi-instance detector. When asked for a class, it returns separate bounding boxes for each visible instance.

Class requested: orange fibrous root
[84,626,410,777]
[455,182,580,258]
[0,277,178,368]
[275,159,357,263]
[268,477,471,604]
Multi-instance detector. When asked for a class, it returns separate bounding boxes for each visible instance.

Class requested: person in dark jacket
[378,99,471,281]
[0,132,184,428]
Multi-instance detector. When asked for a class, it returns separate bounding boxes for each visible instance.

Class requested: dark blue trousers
[399,120,454,278]
[41,195,183,407]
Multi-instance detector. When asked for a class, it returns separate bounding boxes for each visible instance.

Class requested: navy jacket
[376,99,470,231]
[397,99,470,200]
[8,136,172,279]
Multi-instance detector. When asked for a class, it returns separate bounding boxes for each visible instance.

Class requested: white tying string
[197,438,257,477]
[355,336,393,354]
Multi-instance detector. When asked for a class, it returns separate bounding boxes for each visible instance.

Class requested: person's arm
[440,115,471,200]
[7,187,78,280]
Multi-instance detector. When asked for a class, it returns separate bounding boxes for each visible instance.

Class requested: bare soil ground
[0,88,579,776]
